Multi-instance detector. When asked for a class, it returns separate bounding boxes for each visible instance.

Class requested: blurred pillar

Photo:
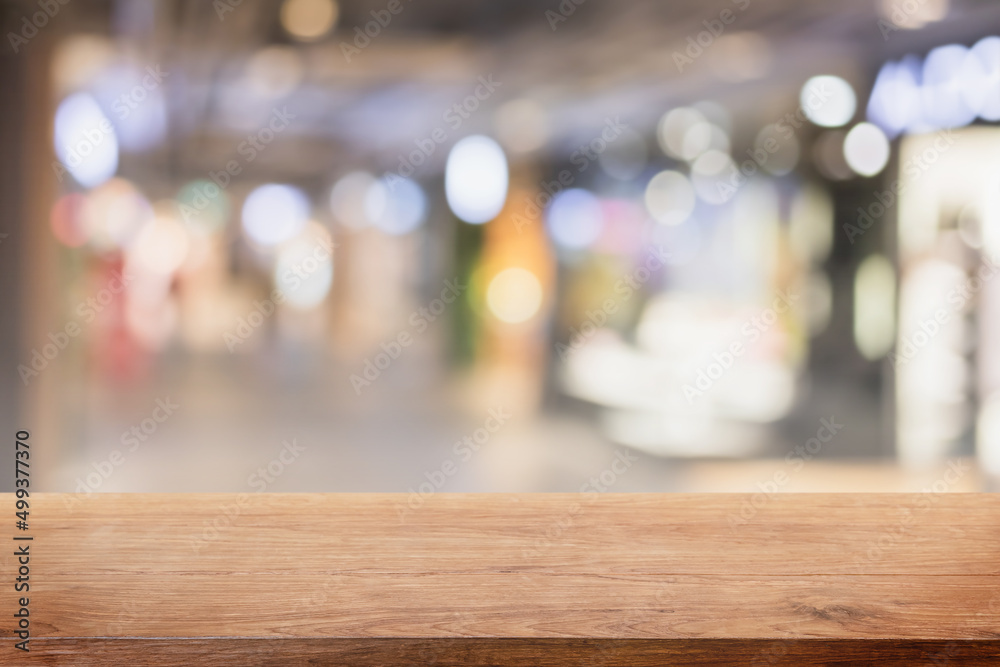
[462,179,554,418]
[0,8,60,491]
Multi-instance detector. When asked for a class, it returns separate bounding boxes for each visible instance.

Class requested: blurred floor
[44,335,979,492]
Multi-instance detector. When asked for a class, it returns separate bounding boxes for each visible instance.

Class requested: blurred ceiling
[28,0,1000,188]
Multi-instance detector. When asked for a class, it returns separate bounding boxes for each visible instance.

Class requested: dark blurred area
[2,0,999,492]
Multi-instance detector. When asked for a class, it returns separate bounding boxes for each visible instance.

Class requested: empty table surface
[2,493,999,665]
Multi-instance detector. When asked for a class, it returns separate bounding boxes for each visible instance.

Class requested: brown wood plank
[0,493,998,664]
[36,493,1000,575]
[22,574,1000,638]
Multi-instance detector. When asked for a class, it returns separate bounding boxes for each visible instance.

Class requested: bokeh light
[644,170,695,226]
[658,107,708,160]
[54,92,119,188]
[330,171,377,230]
[879,0,948,30]
[242,184,310,247]
[126,201,191,276]
[801,75,856,128]
[486,267,543,324]
[854,254,896,360]
[921,44,979,129]
[177,180,231,237]
[866,57,921,138]
[364,176,428,236]
[280,0,338,41]
[545,189,604,249]
[32,4,1000,496]
[691,150,737,205]
[274,224,335,309]
[81,178,153,252]
[445,135,509,224]
[843,122,890,177]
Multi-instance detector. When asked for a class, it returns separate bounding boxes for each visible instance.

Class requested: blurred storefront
[2,0,998,492]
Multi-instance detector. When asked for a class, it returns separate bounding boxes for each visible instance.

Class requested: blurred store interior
[2,0,1000,492]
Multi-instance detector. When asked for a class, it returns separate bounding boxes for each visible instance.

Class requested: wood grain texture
[1,493,998,665]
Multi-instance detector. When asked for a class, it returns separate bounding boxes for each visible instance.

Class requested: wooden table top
[2,493,999,665]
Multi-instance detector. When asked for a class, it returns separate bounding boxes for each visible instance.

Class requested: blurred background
[2,0,999,493]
